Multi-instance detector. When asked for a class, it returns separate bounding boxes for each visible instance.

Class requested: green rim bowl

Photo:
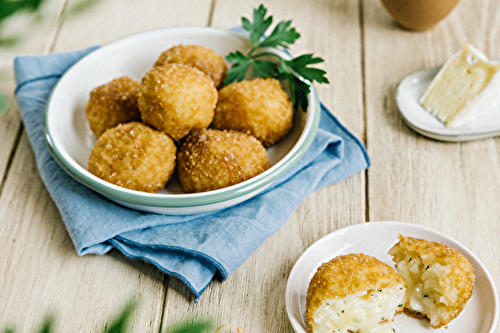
[43,27,320,214]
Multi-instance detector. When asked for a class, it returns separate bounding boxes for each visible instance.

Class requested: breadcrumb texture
[177,129,270,193]
[138,64,217,141]
[388,234,475,328]
[212,77,293,147]
[153,44,228,88]
[306,253,407,333]
[88,122,176,193]
[85,76,141,137]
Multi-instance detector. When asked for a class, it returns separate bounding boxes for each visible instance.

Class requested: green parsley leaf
[167,320,213,333]
[251,59,278,78]
[103,300,136,333]
[242,5,272,46]
[225,51,252,82]
[256,20,300,50]
[225,4,329,112]
[284,54,329,84]
[0,91,11,117]
[0,0,44,21]
[275,70,310,112]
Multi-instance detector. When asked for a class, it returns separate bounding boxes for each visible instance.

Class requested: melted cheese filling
[393,252,451,327]
[310,286,405,333]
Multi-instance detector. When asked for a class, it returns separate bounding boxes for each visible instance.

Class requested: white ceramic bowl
[43,27,320,214]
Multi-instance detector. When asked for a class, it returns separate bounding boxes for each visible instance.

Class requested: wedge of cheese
[420,43,500,127]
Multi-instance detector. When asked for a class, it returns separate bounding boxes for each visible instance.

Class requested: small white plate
[286,221,498,333]
[396,67,500,142]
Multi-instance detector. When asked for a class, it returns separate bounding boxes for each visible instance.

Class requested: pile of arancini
[85,44,294,194]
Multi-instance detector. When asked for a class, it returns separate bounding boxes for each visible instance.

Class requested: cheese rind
[419,43,500,127]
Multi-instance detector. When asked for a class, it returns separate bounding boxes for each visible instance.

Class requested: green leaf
[242,4,272,46]
[102,301,136,333]
[250,59,278,78]
[1,315,54,333]
[225,50,249,64]
[0,36,20,47]
[276,71,310,112]
[0,0,44,21]
[166,319,213,333]
[226,4,329,112]
[257,20,300,49]
[37,317,54,333]
[0,91,11,117]
[286,54,329,84]
[290,53,325,66]
[64,0,101,16]
[26,0,44,11]
[224,51,252,84]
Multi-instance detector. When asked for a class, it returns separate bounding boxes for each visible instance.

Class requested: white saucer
[286,221,498,333]
[396,67,500,142]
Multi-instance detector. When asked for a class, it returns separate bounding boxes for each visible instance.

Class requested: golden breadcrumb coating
[306,253,407,333]
[388,234,475,328]
[177,129,270,193]
[153,44,228,88]
[88,122,176,193]
[212,77,293,147]
[138,64,217,141]
[85,76,141,137]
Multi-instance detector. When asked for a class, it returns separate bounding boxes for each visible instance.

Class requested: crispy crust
[153,44,227,88]
[389,234,475,328]
[85,76,141,137]
[212,77,293,147]
[177,129,270,192]
[138,64,217,141]
[306,253,406,332]
[88,122,176,193]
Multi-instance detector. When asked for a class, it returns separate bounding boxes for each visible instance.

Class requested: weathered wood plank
[0,134,166,332]
[161,1,366,332]
[364,0,500,312]
[0,0,214,331]
[0,0,67,199]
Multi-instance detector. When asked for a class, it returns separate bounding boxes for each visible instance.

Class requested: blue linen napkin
[14,46,370,301]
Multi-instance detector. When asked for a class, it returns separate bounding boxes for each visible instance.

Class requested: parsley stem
[251,51,286,59]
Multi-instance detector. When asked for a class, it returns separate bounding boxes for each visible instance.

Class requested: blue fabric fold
[13,46,370,301]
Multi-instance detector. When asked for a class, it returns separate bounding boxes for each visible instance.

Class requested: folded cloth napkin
[14,46,370,301]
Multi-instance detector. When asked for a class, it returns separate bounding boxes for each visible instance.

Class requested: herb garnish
[225,4,329,112]
[0,0,44,24]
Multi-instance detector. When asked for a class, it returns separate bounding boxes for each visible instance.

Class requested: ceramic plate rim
[43,26,320,210]
[286,221,499,333]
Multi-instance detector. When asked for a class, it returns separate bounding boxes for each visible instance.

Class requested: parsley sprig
[225,4,329,111]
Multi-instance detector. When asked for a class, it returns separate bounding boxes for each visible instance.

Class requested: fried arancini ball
[388,234,475,328]
[153,44,228,88]
[138,64,217,141]
[212,77,294,147]
[85,76,141,137]
[306,253,407,333]
[88,122,176,193]
[177,129,270,193]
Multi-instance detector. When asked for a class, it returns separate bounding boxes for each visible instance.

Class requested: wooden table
[1,0,499,332]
